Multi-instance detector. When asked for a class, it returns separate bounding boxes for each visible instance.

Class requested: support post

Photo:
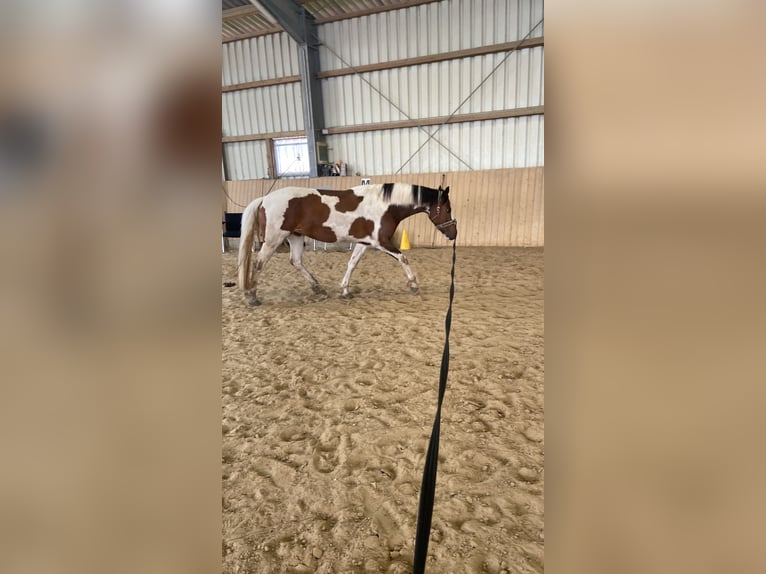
[257,0,326,177]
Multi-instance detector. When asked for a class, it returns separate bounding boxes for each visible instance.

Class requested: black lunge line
[412,239,457,573]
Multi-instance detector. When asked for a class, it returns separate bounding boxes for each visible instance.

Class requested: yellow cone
[400,229,411,250]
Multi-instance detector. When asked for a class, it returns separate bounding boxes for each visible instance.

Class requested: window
[273,137,310,177]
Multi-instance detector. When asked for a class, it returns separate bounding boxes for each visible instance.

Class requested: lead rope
[412,238,457,573]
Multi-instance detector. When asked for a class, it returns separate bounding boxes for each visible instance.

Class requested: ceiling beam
[222,26,283,44]
[308,0,442,24]
[222,6,262,22]
[221,0,445,43]
[255,0,310,44]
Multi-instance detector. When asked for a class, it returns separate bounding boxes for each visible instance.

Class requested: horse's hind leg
[287,235,325,295]
[340,243,368,298]
[245,239,280,305]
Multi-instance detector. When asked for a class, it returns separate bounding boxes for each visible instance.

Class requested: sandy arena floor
[222,246,544,574]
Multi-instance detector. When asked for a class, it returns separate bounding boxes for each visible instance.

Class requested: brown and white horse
[237,183,457,305]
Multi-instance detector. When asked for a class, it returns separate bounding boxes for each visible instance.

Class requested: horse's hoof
[410,286,420,295]
[341,291,354,299]
[247,297,261,306]
[312,285,327,296]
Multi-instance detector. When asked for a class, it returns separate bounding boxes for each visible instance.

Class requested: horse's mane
[374,183,442,206]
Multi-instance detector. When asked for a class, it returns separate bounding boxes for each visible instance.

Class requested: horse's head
[428,186,457,240]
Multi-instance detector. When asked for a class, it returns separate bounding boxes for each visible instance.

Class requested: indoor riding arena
[221,1,544,573]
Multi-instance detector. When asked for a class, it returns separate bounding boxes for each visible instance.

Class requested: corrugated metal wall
[222,33,300,84]
[222,83,303,136]
[224,167,544,247]
[317,0,543,175]
[326,116,543,175]
[318,0,543,69]
[321,47,544,123]
[224,140,270,181]
[222,32,303,179]
[221,0,544,179]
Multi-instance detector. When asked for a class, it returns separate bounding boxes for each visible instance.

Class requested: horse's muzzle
[436,218,458,240]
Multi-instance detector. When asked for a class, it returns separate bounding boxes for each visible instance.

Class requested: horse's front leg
[379,241,419,294]
[397,252,420,294]
[340,243,368,298]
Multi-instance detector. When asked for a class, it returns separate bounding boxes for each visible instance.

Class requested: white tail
[237,197,263,291]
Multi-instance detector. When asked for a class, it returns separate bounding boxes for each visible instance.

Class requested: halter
[434,217,458,231]
[425,189,457,232]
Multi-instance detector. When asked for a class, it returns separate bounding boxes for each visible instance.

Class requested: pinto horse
[237,183,457,305]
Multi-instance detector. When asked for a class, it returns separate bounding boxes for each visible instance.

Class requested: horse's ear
[444,186,450,196]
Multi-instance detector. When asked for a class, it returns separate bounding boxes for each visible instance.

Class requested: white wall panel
[325,115,543,176]
[222,31,303,179]
[224,141,269,180]
[315,0,544,175]
[222,83,304,137]
[222,29,303,137]
[318,0,544,71]
[222,32,300,85]
[322,47,543,128]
